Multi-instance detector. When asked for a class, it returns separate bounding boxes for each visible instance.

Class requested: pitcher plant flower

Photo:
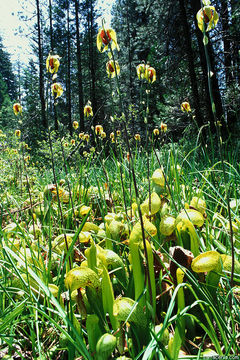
[84,102,93,117]
[13,103,22,116]
[95,125,103,135]
[181,102,191,112]
[101,131,106,139]
[145,66,156,83]
[46,54,60,73]
[73,121,79,130]
[106,60,120,78]
[84,134,90,142]
[160,122,167,133]
[196,6,219,32]
[110,132,115,142]
[15,129,21,137]
[51,83,63,98]
[79,132,85,139]
[97,28,119,53]
[153,128,159,136]
[136,63,146,80]
[134,134,141,141]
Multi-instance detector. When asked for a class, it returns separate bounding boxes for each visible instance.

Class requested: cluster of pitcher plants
[0,1,240,359]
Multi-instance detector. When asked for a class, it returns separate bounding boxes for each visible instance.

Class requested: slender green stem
[107,41,153,310]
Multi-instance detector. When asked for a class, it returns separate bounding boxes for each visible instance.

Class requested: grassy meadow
[0,124,240,359]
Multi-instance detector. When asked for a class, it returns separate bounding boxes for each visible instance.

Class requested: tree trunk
[36,0,47,128]
[74,0,84,131]
[221,0,236,132]
[49,0,58,130]
[88,0,97,127]
[126,1,133,102]
[66,1,72,135]
[178,0,204,131]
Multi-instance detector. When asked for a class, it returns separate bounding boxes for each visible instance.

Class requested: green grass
[0,131,240,359]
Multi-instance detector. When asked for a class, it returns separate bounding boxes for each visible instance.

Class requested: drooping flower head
[116,130,121,136]
[153,128,159,136]
[51,83,63,98]
[97,28,120,53]
[84,134,90,142]
[84,102,93,117]
[196,6,219,32]
[71,139,76,146]
[13,103,22,116]
[15,129,21,137]
[73,121,79,130]
[46,54,60,73]
[134,133,141,141]
[109,132,115,143]
[145,66,156,83]
[101,131,106,139]
[136,63,146,80]
[181,102,191,112]
[24,155,30,163]
[160,122,167,133]
[106,60,120,78]
[95,125,103,135]
[79,132,85,139]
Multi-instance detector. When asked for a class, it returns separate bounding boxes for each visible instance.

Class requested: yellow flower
[90,147,95,153]
[95,125,103,135]
[24,155,30,163]
[145,66,156,83]
[73,121,79,130]
[84,102,93,117]
[181,102,191,112]
[160,122,167,133]
[136,63,146,80]
[46,54,60,73]
[51,83,63,98]
[134,133,141,141]
[84,134,90,142]
[106,60,120,78]
[13,103,22,116]
[15,129,21,137]
[116,130,121,136]
[97,28,120,53]
[101,131,106,139]
[110,132,115,143]
[196,6,219,32]
[79,132,85,139]
[153,128,159,136]
[64,142,69,147]
[71,139,76,146]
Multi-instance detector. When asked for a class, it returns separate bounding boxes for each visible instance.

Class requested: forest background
[0,0,239,153]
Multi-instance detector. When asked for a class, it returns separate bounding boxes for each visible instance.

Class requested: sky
[0,0,113,68]
[0,0,31,64]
